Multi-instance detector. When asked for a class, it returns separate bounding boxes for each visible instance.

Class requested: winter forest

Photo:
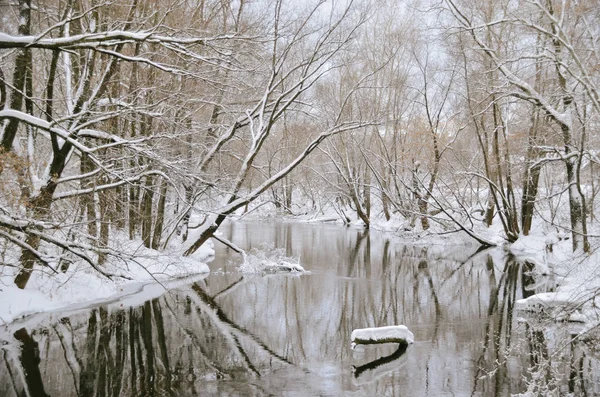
[2,0,600,395]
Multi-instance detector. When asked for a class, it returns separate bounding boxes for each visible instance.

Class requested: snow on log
[351,325,414,349]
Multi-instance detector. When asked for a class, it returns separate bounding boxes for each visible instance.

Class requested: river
[0,221,596,396]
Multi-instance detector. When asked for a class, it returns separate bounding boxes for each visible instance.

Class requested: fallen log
[351,325,414,349]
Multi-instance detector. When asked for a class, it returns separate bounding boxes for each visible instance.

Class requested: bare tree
[0,0,377,287]
[445,0,600,251]
[182,0,376,255]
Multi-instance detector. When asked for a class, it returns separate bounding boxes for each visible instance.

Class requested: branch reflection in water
[1,221,600,396]
[352,342,410,384]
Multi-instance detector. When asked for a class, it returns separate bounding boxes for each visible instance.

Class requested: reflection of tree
[1,277,297,396]
[6,224,597,396]
[413,248,443,395]
[469,253,591,396]
[80,310,97,395]
[567,341,589,395]
[521,310,597,395]
[471,254,523,395]
[13,328,49,397]
[352,342,410,382]
[53,318,82,395]
[346,229,369,278]
[188,282,293,371]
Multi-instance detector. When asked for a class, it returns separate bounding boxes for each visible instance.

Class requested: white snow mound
[351,325,414,349]
[238,246,306,274]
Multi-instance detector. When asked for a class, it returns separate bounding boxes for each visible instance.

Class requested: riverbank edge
[0,239,214,327]
[2,215,597,336]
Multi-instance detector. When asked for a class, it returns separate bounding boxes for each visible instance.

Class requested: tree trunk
[98,190,110,265]
[80,151,97,238]
[548,1,586,251]
[151,179,168,250]
[128,184,139,240]
[521,165,541,236]
[521,109,542,236]
[14,186,55,288]
[363,168,371,220]
[0,0,31,151]
[14,83,75,282]
[484,196,495,226]
[141,176,154,249]
[0,68,6,109]
[184,214,227,256]
[418,199,429,230]
[115,184,125,229]
[180,184,193,242]
[284,178,293,213]
[492,100,519,241]
[565,146,584,251]
[382,190,391,221]
[411,162,422,228]
[349,180,370,228]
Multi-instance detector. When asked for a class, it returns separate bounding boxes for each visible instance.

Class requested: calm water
[1,221,597,396]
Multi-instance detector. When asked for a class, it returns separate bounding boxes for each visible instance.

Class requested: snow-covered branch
[0,31,239,50]
[55,171,169,200]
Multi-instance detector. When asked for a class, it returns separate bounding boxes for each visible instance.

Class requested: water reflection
[352,342,410,385]
[13,327,50,397]
[1,221,598,396]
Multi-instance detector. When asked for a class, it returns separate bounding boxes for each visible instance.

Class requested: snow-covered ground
[512,232,600,328]
[0,237,214,326]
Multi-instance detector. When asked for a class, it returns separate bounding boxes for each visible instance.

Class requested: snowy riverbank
[0,238,214,326]
[512,232,600,327]
[2,209,598,337]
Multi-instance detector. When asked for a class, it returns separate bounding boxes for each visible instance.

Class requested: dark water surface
[1,221,596,396]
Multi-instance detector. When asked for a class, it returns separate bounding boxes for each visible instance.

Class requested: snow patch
[0,236,214,326]
[515,292,580,313]
[238,246,306,274]
[351,325,414,349]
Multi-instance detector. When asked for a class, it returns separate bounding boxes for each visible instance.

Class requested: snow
[515,292,580,312]
[510,234,554,275]
[350,325,415,349]
[509,224,600,338]
[238,246,307,274]
[0,236,214,326]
